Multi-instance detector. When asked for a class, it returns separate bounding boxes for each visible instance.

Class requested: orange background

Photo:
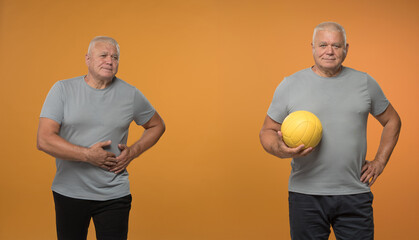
[1,0,418,239]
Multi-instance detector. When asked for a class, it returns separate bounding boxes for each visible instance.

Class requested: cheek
[315,49,325,57]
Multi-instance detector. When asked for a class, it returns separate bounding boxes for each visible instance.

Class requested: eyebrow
[318,41,342,45]
[98,51,118,56]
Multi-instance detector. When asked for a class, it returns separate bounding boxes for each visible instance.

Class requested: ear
[85,54,90,66]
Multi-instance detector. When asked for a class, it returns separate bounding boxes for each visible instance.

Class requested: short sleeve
[40,82,64,124]
[133,88,156,125]
[367,74,389,116]
[267,78,290,124]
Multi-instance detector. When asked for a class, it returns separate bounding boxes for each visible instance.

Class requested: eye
[112,56,119,60]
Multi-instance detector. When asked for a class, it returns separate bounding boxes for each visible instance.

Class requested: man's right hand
[84,140,117,170]
[275,131,314,158]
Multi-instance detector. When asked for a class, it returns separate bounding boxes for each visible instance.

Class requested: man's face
[86,41,119,80]
[312,30,348,73]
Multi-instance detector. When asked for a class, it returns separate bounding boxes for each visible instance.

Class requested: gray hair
[313,22,347,45]
[87,36,120,56]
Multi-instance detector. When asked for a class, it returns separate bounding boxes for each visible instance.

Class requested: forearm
[37,132,88,162]
[260,129,284,158]
[128,123,165,160]
[374,117,401,165]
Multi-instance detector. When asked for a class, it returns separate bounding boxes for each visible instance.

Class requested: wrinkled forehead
[313,30,345,44]
[91,41,118,53]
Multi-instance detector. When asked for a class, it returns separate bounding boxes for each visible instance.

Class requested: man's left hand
[110,144,135,174]
[361,160,386,186]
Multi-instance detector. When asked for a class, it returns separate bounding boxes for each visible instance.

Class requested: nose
[325,45,334,55]
[105,55,113,64]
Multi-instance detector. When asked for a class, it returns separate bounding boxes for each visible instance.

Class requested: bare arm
[259,115,313,159]
[37,117,117,170]
[110,112,166,173]
[361,103,401,186]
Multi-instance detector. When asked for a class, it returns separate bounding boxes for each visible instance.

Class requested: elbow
[36,137,46,152]
[37,133,51,153]
[161,121,166,135]
[259,130,270,153]
[396,116,402,138]
[393,112,402,135]
[159,118,166,136]
[397,115,402,130]
[259,130,264,144]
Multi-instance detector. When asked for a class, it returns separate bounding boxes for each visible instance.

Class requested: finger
[99,163,111,171]
[104,162,116,168]
[300,147,313,156]
[118,144,127,150]
[292,144,306,153]
[361,163,369,173]
[114,166,127,174]
[95,140,112,148]
[108,157,118,164]
[103,158,117,167]
[369,176,377,186]
[360,170,370,183]
[361,170,374,184]
[110,164,125,173]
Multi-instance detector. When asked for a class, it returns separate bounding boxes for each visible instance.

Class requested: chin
[321,64,338,69]
[100,74,115,80]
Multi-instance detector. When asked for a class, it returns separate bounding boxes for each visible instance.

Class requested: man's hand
[275,131,314,158]
[110,144,135,174]
[85,140,117,170]
[260,115,314,159]
[361,160,386,187]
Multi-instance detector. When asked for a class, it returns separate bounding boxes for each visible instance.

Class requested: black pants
[53,192,132,240]
[289,192,374,240]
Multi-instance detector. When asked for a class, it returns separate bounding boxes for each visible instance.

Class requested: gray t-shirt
[267,67,389,195]
[40,76,155,200]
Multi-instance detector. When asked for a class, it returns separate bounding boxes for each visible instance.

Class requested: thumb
[118,144,127,150]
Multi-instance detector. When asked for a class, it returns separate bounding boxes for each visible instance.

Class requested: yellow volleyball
[281,111,323,149]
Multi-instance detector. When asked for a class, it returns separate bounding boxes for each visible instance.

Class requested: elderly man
[37,36,165,240]
[260,22,401,239]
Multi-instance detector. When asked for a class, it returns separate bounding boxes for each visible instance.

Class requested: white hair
[87,36,120,56]
[313,22,347,46]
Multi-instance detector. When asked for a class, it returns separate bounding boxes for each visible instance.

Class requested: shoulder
[113,77,138,91]
[58,76,85,85]
[52,76,85,92]
[341,66,369,78]
[338,67,374,87]
[278,68,312,87]
[287,68,312,79]
[49,76,84,94]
